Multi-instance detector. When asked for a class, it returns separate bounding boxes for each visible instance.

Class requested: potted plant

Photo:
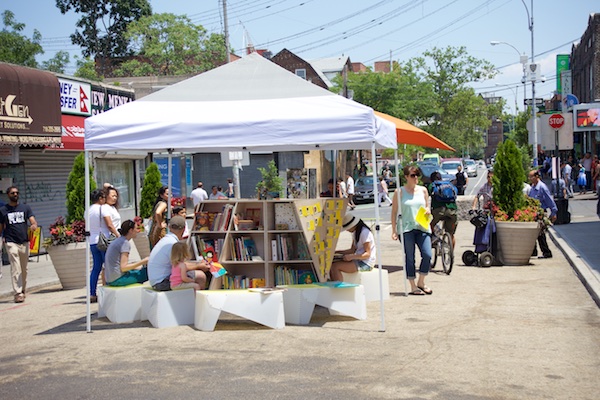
[136,162,163,254]
[131,216,151,258]
[491,140,542,265]
[256,160,283,199]
[44,153,96,289]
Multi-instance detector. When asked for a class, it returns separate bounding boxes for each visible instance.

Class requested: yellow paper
[315,203,322,213]
[317,217,323,227]
[301,207,309,217]
[416,206,432,230]
[327,227,334,237]
[337,200,344,210]
[308,220,315,231]
[326,239,332,249]
[315,232,321,242]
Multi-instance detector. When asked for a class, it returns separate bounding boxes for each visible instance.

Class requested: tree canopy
[333,45,502,158]
[0,10,44,67]
[114,13,227,76]
[55,0,152,73]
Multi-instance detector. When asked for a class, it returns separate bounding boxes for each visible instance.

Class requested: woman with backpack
[428,171,458,248]
[455,165,468,195]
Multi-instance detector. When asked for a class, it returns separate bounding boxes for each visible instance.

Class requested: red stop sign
[549,113,564,129]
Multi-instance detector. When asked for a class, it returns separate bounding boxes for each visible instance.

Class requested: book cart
[189,198,349,289]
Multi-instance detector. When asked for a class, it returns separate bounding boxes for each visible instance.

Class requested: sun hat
[168,215,186,229]
[342,212,360,231]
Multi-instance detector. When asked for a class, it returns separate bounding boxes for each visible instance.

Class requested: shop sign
[91,86,134,115]
[58,78,92,116]
[0,63,61,137]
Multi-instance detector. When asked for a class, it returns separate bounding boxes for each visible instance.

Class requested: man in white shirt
[190,182,208,206]
[346,173,355,209]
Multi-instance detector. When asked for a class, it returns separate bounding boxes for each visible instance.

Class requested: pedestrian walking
[0,186,38,303]
[378,176,392,206]
[346,173,356,209]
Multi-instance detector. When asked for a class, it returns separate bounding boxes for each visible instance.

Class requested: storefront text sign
[58,78,92,116]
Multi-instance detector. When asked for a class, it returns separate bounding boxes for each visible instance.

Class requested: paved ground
[0,194,599,399]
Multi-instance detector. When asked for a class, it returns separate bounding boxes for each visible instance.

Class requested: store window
[95,160,134,209]
[295,69,306,80]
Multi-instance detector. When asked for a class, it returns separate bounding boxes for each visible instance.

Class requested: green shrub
[66,152,97,223]
[140,162,162,218]
[492,140,526,219]
[256,160,283,198]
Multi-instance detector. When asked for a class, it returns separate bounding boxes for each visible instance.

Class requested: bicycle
[431,220,454,275]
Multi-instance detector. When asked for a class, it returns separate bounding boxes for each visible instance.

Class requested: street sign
[524,98,544,106]
[548,113,565,129]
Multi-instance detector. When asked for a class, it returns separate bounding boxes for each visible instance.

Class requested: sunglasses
[409,174,420,178]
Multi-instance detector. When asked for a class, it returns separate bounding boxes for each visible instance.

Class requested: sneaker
[14,293,25,303]
[90,295,98,303]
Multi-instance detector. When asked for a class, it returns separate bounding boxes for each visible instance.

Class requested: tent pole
[85,150,92,333]
[167,149,173,223]
[372,142,385,332]
[394,149,408,296]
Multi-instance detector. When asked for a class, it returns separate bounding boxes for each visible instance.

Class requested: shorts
[431,207,458,235]
[353,259,373,271]
[171,282,198,290]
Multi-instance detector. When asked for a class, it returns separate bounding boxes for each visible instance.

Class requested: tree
[256,160,283,199]
[66,153,97,223]
[55,0,152,73]
[492,139,526,219]
[74,56,103,81]
[140,163,162,219]
[41,50,70,73]
[0,10,43,67]
[114,13,227,76]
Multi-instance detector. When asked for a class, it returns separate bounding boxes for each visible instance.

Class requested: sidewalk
[0,199,599,398]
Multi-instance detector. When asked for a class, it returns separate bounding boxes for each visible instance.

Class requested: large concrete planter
[132,234,151,259]
[495,221,540,266]
[47,242,89,289]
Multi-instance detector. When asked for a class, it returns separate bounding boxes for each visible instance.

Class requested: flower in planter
[492,197,544,222]
[170,197,185,207]
[133,216,145,232]
[43,217,86,247]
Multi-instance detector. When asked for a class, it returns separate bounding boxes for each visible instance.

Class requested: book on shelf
[271,239,278,261]
[209,261,227,278]
[193,211,211,231]
[274,266,316,286]
[274,203,299,230]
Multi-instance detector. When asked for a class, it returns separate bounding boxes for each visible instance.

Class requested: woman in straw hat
[329,212,376,281]
[391,165,433,295]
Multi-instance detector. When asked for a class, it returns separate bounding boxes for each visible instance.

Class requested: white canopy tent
[84,52,396,331]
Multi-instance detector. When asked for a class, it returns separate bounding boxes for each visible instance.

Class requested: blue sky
[3,0,597,113]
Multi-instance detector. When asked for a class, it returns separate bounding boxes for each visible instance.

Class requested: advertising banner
[58,78,92,116]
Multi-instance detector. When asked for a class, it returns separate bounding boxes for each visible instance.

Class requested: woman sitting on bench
[105,220,149,286]
[329,212,376,281]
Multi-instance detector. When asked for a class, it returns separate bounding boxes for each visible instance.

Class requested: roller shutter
[20,149,78,232]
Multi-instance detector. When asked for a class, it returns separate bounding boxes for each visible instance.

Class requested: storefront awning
[0,63,62,145]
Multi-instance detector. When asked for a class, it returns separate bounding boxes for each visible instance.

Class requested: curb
[549,227,600,308]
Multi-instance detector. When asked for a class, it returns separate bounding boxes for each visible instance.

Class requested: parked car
[353,175,376,204]
[422,153,441,166]
[418,163,456,185]
[464,159,478,177]
[440,159,464,176]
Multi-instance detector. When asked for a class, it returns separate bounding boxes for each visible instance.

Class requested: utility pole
[223,0,230,63]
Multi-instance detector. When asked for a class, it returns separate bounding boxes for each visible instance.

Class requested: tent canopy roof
[85,53,396,153]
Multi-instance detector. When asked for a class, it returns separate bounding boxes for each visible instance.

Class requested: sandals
[417,285,433,295]
[408,289,425,296]
[14,293,25,303]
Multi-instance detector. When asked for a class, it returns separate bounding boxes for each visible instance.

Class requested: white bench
[341,268,390,302]
[279,284,367,325]
[97,284,149,323]
[194,290,285,332]
[141,288,195,328]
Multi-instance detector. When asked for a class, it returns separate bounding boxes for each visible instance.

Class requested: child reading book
[170,242,208,290]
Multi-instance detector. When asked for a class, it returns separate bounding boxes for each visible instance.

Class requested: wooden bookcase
[189,199,347,289]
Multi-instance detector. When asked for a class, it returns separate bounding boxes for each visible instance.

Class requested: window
[295,69,306,80]
[95,160,134,209]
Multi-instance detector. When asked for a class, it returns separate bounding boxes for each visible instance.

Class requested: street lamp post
[490,41,528,116]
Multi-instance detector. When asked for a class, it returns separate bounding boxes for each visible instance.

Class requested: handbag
[97,232,117,252]
[97,206,117,251]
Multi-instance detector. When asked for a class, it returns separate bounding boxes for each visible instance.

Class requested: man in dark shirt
[0,186,37,303]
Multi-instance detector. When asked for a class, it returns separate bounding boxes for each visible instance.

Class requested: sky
[3,0,598,114]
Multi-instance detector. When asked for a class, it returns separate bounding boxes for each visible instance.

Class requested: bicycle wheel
[440,232,454,274]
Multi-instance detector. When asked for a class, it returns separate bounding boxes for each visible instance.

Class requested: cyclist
[428,171,458,248]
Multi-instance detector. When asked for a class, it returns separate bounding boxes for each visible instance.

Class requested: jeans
[90,244,105,296]
[403,229,432,279]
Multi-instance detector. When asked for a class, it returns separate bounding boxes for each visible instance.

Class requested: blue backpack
[432,180,457,203]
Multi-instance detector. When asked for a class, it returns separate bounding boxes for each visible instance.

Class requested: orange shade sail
[374,111,455,152]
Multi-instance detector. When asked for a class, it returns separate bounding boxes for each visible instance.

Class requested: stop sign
[549,113,565,129]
